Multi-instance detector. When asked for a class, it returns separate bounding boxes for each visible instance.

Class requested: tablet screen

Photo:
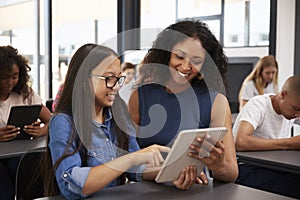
[155,127,227,183]
[7,105,42,140]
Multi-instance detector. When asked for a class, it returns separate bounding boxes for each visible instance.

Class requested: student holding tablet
[42,44,199,199]
[0,46,52,199]
[129,19,238,183]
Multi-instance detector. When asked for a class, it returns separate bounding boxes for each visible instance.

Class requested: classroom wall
[224,47,268,58]
[276,0,296,88]
[226,0,296,89]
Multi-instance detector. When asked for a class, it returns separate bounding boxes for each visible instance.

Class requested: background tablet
[155,127,227,183]
[7,105,42,140]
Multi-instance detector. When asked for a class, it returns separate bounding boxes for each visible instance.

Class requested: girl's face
[261,65,277,83]
[90,55,122,108]
[123,68,135,84]
[169,38,206,86]
[0,64,19,96]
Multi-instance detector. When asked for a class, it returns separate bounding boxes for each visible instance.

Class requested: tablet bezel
[155,127,227,183]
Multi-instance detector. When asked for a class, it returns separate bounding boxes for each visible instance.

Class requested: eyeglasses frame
[89,74,126,89]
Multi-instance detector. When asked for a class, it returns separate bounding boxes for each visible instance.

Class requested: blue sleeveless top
[138,79,217,148]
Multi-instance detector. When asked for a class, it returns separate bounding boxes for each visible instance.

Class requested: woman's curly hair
[0,46,32,101]
[137,19,228,94]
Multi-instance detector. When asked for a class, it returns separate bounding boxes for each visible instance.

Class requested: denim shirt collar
[92,107,112,128]
[92,107,115,142]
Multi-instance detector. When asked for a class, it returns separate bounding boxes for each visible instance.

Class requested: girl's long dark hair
[42,44,130,196]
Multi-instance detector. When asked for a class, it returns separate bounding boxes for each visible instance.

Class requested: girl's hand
[196,171,208,185]
[129,144,170,167]
[172,166,197,190]
[23,121,43,137]
[0,125,20,142]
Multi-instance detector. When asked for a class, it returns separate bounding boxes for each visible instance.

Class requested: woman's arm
[38,105,52,134]
[209,94,238,182]
[189,94,238,182]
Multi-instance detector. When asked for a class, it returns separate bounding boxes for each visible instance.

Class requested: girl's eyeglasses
[89,74,126,89]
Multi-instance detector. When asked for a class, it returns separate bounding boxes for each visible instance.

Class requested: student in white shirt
[0,46,52,200]
[233,75,300,198]
[239,55,278,111]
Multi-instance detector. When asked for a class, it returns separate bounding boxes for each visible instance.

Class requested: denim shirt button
[63,173,68,178]
[105,138,109,141]
[93,152,97,156]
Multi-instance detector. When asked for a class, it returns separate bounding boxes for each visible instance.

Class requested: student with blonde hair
[239,55,278,111]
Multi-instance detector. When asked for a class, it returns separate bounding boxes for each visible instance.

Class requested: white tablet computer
[155,127,227,183]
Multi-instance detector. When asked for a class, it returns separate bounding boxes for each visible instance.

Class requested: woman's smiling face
[168,38,206,86]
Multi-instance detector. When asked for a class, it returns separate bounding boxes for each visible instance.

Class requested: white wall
[276,0,296,88]
[226,0,296,89]
[224,47,268,58]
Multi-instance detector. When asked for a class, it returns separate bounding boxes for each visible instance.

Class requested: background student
[239,55,278,111]
[121,62,136,85]
[0,46,52,200]
[43,44,201,199]
[128,19,238,183]
[52,83,64,112]
[233,75,300,198]
[119,62,136,103]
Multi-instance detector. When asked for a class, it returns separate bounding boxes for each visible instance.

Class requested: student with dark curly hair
[0,46,52,199]
[129,19,238,183]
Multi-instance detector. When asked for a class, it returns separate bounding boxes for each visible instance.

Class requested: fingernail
[197,177,203,184]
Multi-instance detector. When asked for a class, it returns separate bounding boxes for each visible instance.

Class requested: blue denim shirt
[49,109,145,199]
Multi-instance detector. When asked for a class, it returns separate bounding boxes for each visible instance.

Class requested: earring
[197,72,204,80]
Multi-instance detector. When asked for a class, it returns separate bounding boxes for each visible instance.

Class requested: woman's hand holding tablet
[155,127,227,183]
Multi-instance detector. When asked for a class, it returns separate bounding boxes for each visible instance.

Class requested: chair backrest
[15,147,46,200]
[46,99,54,112]
[227,57,259,113]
